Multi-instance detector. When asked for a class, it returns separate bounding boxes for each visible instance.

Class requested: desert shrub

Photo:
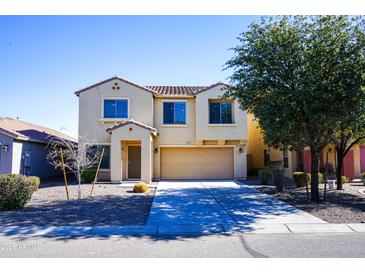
[268,161,284,192]
[81,166,97,183]
[292,172,310,188]
[258,169,270,185]
[28,176,41,191]
[342,176,349,184]
[307,173,324,184]
[0,174,34,210]
[133,182,149,193]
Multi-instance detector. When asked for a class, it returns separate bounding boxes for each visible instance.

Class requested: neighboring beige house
[246,114,365,179]
[76,76,248,183]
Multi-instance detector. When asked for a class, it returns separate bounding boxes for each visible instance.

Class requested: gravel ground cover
[0,180,155,226]
[244,178,365,223]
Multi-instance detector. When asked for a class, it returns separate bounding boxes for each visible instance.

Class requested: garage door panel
[161,147,233,179]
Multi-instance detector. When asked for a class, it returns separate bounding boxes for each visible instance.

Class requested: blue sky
[0,16,259,138]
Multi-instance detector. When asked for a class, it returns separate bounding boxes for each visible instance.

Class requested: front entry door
[128,146,141,179]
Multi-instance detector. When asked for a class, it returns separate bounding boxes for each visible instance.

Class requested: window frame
[162,100,187,125]
[85,143,111,170]
[208,100,234,124]
[101,97,130,120]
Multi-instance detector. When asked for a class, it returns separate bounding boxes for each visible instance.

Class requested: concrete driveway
[147,181,325,233]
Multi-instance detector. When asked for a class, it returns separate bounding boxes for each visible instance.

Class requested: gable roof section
[193,82,228,95]
[106,119,158,136]
[0,117,76,144]
[74,75,229,97]
[75,76,158,96]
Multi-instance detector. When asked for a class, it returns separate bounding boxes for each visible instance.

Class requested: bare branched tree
[47,135,100,199]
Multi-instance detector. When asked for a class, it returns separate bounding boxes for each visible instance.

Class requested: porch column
[110,136,122,183]
[141,135,152,183]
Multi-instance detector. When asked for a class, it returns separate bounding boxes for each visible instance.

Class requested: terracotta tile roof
[106,119,157,136]
[145,86,207,96]
[74,75,228,97]
[0,117,76,144]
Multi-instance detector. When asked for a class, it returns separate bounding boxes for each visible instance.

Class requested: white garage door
[160,147,234,179]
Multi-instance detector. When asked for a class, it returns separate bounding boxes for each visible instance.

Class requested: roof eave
[106,120,158,136]
[75,76,157,97]
[194,82,229,95]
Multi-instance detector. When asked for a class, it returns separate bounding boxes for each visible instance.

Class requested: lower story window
[86,145,110,169]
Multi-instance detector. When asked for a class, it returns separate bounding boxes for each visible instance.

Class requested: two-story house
[76,76,248,183]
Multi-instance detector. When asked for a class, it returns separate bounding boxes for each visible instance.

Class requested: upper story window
[103,99,128,119]
[163,101,186,125]
[209,100,233,124]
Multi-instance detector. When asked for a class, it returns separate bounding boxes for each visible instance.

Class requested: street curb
[224,224,292,234]
[285,223,354,233]
[0,223,364,237]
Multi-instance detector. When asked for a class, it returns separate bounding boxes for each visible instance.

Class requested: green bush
[133,182,149,193]
[81,167,97,183]
[28,176,41,191]
[361,173,365,180]
[0,174,34,210]
[292,172,310,188]
[258,169,270,185]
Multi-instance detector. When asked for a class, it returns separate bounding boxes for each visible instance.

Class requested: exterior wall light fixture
[2,144,9,152]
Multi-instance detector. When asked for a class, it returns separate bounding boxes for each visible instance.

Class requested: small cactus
[133,182,149,193]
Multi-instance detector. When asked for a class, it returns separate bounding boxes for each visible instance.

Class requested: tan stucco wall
[78,79,154,144]
[153,98,196,145]
[110,125,153,183]
[353,144,361,177]
[246,114,266,170]
[322,145,337,171]
[234,145,247,178]
[268,148,297,178]
[195,85,248,142]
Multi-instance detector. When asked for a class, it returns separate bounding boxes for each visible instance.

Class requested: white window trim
[208,100,235,125]
[162,100,187,125]
[85,143,111,171]
[101,97,130,120]
[161,124,188,128]
[207,124,238,127]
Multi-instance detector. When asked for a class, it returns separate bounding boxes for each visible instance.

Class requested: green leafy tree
[225,16,365,201]
[332,120,365,190]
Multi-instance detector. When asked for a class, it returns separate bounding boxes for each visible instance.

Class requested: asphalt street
[1,233,364,258]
